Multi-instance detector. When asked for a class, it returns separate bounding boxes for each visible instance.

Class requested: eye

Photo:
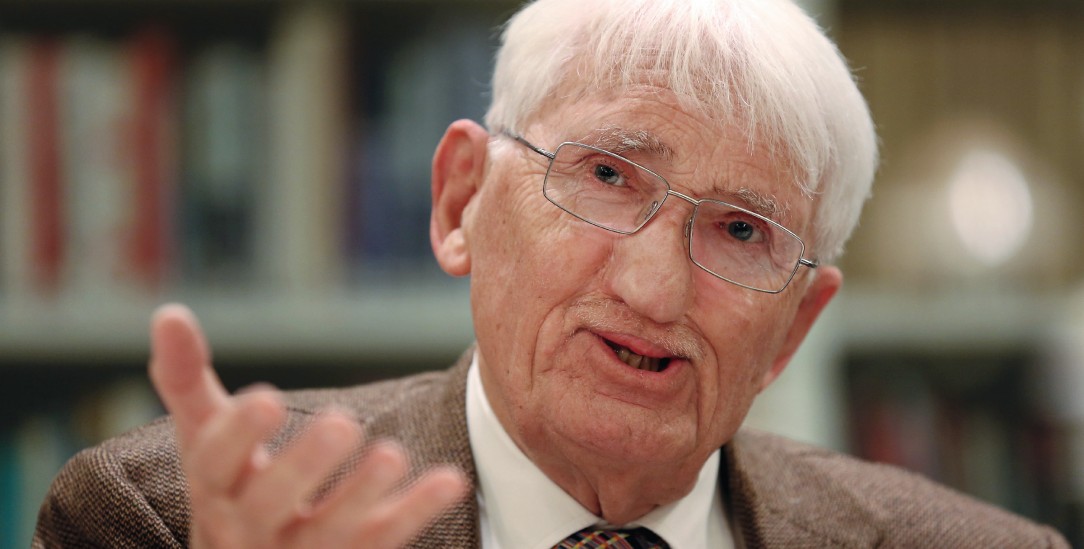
[592,162,626,186]
[725,220,766,243]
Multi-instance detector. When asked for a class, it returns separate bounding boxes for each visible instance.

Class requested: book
[58,35,132,301]
[125,26,179,292]
[0,426,18,548]
[260,3,349,292]
[0,36,33,301]
[11,414,73,549]
[180,41,266,290]
[354,15,495,278]
[26,38,65,296]
[70,378,162,447]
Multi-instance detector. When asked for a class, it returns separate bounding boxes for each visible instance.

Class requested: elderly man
[35,0,1069,547]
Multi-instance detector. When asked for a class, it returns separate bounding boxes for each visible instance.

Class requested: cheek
[696,290,798,407]
[467,174,615,368]
[475,200,597,298]
[475,167,616,290]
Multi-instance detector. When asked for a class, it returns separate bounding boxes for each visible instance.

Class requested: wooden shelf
[831,286,1062,352]
[0,281,474,363]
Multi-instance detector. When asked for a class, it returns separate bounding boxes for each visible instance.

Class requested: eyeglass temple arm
[799,258,819,269]
[502,130,556,160]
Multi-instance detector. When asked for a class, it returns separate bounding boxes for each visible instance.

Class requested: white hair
[485,0,878,263]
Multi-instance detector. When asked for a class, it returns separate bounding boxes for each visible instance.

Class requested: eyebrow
[574,126,675,162]
[730,187,788,222]
[570,127,789,221]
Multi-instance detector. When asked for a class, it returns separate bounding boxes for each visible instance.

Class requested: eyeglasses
[505,132,818,293]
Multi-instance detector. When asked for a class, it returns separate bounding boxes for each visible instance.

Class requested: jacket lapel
[409,352,891,548]
[722,430,882,548]
[399,349,481,549]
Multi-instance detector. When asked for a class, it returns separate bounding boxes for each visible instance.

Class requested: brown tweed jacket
[34,350,1069,548]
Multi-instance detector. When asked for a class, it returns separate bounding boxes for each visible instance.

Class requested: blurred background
[0,0,1081,546]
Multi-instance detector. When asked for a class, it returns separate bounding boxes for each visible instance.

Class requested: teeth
[611,343,665,372]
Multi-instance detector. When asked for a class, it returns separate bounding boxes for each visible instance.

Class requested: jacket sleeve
[33,420,190,549]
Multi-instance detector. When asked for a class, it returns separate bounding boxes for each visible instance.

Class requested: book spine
[180,42,265,288]
[26,39,65,295]
[262,3,349,292]
[126,27,178,291]
[0,37,33,300]
[59,36,132,300]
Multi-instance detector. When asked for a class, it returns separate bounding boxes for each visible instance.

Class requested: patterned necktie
[554,526,670,549]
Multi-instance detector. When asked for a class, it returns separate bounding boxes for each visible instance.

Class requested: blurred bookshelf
[750,287,1083,546]
[821,4,1084,542]
[0,1,511,545]
[1,0,1081,547]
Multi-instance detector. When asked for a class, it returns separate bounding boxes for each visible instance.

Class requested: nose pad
[642,200,660,223]
[684,218,693,240]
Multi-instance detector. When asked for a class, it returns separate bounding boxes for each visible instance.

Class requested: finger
[147,303,229,446]
[240,411,362,529]
[185,388,286,498]
[320,467,469,549]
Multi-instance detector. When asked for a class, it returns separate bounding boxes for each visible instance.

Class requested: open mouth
[603,338,673,373]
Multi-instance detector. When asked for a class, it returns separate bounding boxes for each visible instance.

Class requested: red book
[26,38,64,294]
[126,27,177,290]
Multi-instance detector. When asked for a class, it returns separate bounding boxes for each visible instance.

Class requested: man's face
[459,87,829,492]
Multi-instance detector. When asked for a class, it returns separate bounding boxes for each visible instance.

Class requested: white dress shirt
[465,354,734,549]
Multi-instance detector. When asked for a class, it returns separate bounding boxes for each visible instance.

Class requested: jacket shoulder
[33,368,464,549]
[728,429,1070,548]
[33,417,187,548]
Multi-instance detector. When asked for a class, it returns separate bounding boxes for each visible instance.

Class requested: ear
[430,119,490,277]
[757,266,842,391]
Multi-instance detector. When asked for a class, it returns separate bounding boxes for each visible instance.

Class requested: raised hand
[148,304,468,548]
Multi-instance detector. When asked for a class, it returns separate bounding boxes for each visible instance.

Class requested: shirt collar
[465,352,732,549]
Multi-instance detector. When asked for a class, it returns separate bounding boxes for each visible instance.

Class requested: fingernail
[370,441,406,476]
[151,303,193,325]
[435,470,468,502]
[241,394,284,429]
[236,382,278,395]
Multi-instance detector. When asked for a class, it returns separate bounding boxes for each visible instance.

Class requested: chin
[551,408,699,467]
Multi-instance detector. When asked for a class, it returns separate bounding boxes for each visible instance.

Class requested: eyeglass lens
[542,142,805,292]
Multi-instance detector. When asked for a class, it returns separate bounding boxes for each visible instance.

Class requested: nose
[605,202,695,324]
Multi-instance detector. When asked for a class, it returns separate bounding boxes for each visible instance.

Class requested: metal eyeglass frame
[502,130,819,294]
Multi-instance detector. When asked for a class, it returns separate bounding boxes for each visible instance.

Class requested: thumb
[148,303,229,447]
